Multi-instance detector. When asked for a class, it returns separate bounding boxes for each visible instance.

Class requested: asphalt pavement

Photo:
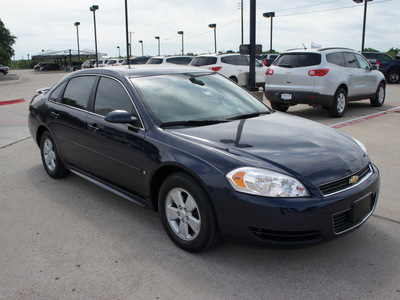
[0,70,399,299]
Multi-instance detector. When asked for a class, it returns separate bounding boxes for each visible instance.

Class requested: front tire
[158,172,219,253]
[328,88,347,118]
[370,82,386,107]
[40,132,69,178]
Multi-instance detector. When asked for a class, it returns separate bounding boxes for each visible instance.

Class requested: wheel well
[149,165,206,211]
[337,84,348,95]
[36,126,48,146]
[229,76,238,82]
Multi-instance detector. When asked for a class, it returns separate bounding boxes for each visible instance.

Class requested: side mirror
[105,110,138,125]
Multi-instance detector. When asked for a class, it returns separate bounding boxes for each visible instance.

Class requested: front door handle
[87,123,99,133]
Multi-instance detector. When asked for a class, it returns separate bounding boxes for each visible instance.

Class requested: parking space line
[331,106,400,129]
[0,98,26,106]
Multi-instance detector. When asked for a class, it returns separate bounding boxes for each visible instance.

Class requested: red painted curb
[331,106,400,129]
[0,98,26,106]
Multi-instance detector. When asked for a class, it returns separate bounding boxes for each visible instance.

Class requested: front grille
[333,210,352,233]
[249,227,321,243]
[319,164,373,197]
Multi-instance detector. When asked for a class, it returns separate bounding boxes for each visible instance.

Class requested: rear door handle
[87,123,99,133]
[50,112,59,119]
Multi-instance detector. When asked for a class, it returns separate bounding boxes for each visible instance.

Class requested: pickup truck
[362,52,400,84]
[0,64,9,75]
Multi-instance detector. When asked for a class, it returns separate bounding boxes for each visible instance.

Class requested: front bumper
[213,164,380,245]
[265,90,333,107]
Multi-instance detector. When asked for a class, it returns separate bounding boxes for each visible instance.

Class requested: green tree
[363,47,379,53]
[0,19,17,65]
[386,48,400,58]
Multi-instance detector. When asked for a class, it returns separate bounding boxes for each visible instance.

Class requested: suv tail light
[263,60,267,66]
[266,68,274,76]
[209,66,222,71]
[308,69,329,77]
[375,61,380,69]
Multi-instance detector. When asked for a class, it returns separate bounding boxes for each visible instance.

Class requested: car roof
[282,47,356,54]
[68,65,213,78]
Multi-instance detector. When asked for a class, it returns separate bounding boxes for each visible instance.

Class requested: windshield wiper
[227,111,270,120]
[160,119,229,128]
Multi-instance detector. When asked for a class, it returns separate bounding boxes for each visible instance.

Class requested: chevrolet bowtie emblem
[349,175,359,184]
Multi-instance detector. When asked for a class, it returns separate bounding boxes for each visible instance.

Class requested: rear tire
[386,70,400,84]
[40,132,69,178]
[328,88,347,118]
[370,82,386,107]
[158,172,219,253]
[270,102,289,112]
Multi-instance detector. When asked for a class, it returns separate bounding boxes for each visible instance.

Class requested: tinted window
[273,53,321,68]
[355,53,370,70]
[50,81,67,102]
[343,52,358,68]
[191,57,217,66]
[62,76,96,110]
[221,56,237,65]
[236,56,249,66]
[148,58,163,64]
[326,52,345,67]
[94,77,135,116]
[166,57,193,65]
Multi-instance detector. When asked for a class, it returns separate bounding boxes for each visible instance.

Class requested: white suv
[264,48,386,117]
[190,53,267,87]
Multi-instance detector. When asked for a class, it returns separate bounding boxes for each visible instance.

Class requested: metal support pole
[249,0,257,91]
[124,0,130,67]
[361,0,368,52]
[270,17,273,53]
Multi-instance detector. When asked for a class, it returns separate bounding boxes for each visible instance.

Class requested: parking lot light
[208,24,217,53]
[155,36,160,56]
[177,31,184,55]
[138,40,144,56]
[263,12,275,53]
[90,5,99,67]
[74,22,81,65]
[353,0,372,52]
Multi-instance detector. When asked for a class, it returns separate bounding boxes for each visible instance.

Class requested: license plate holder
[281,93,292,100]
[352,195,372,222]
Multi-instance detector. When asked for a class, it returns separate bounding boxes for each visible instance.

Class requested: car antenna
[302,43,307,49]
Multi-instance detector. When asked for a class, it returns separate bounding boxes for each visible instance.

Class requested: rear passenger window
[343,53,359,68]
[94,77,135,116]
[326,52,345,67]
[273,53,321,68]
[236,56,249,66]
[221,56,237,65]
[62,76,96,110]
[148,58,163,64]
[191,57,217,66]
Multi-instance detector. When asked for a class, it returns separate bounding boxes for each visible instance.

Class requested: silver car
[264,48,386,117]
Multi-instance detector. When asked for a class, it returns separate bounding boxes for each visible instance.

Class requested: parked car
[260,54,279,66]
[147,55,193,65]
[106,58,125,66]
[0,64,9,75]
[265,48,386,117]
[190,53,267,87]
[33,62,60,71]
[122,56,151,65]
[362,52,400,84]
[28,66,379,252]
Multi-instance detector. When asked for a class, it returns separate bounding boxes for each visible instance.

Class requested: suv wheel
[329,88,347,118]
[370,82,386,107]
[386,70,400,84]
[271,102,289,112]
[158,172,219,252]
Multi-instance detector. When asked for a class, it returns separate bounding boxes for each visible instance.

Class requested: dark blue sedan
[28,66,380,252]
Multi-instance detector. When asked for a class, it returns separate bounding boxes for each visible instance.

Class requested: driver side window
[94,77,137,117]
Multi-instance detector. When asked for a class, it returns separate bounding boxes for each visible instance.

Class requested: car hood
[167,113,370,188]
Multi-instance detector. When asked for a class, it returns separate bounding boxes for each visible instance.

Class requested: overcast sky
[1,0,398,60]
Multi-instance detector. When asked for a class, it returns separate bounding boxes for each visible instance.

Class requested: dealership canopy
[31,49,107,60]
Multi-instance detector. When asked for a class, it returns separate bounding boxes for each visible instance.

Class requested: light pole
[117,46,120,57]
[263,12,275,53]
[74,22,81,66]
[124,0,130,66]
[353,0,372,52]
[90,5,99,67]
[138,40,144,56]
[155,36,160,56]
[208,24,217,53]
[239,0,244,44]
[177,31,184,55]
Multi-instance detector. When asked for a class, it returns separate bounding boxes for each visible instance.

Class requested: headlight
[353,138,368,154]
[226,167,309,197]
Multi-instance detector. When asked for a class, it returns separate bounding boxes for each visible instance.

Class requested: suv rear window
[191,57,217,66]
[166,57,193,65]
[148,58,163,64]
[273,53,321,68]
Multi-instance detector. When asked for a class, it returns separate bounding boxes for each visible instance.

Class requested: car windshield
[130,73,270,126]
